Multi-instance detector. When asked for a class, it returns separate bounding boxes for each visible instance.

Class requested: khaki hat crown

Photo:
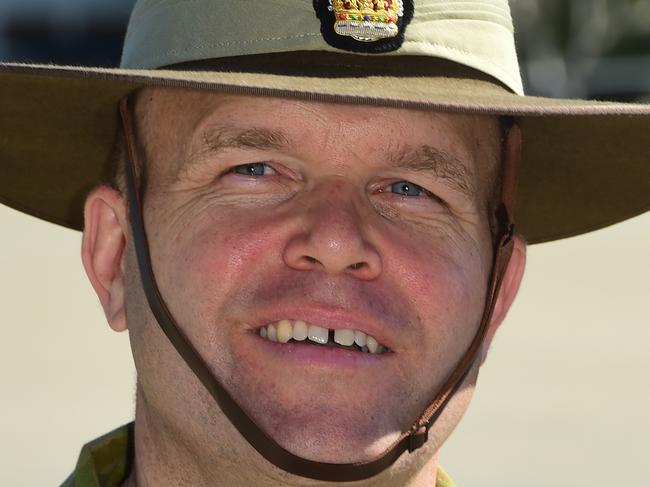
[121,0,524,94]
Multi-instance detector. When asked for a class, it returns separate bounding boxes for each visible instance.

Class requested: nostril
[349,262,365,270]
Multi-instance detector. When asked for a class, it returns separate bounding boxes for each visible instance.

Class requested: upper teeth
[258,319,388,354]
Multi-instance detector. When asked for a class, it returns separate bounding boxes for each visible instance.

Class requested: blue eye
[390,181,424,196]
[232,163,271,176]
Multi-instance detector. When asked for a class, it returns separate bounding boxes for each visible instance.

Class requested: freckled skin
[92,89,523,487]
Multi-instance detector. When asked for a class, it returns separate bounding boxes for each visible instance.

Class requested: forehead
[136,88,498,137]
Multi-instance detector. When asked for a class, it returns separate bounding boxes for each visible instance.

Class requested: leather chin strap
[118,96,519,482]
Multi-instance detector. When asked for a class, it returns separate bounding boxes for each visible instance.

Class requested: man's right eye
[231,163,276,176]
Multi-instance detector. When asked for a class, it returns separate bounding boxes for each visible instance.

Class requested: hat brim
[1,62,649,244]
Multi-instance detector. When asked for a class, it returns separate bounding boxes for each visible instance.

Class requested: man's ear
[81,185,129,332]
[480,233,527,363]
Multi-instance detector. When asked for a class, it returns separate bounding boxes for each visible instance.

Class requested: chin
[235,391,403,463]
[272,420,403,464]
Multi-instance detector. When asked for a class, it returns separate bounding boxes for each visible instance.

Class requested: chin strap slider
[504,223,515,246]
[408,420,429,453]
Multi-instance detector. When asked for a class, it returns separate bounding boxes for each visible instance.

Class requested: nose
[283,181,382,280]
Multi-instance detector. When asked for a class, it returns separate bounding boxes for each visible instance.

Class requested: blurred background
[1,1,648,486]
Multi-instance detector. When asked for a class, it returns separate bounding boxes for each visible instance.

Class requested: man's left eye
[389,181,426,196]
[231,163,276,176]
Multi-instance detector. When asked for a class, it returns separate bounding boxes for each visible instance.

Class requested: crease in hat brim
[1,62,649,244]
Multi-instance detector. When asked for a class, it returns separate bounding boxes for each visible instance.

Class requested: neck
[122,387,442,487]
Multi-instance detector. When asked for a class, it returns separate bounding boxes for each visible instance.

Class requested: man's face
[119,89,505,468]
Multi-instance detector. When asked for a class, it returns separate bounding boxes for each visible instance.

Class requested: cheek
[384,229,488,344]
[160,209,285,333]
[382,233,489,412]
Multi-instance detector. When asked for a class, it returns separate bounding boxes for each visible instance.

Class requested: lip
[253,332,392,368]
[245,304,402,352]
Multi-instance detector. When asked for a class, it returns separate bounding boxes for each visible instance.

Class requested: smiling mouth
[257,319,390,354]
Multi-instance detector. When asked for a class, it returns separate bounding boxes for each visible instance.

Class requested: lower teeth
[288,339,376,354]
[298,338,361,351]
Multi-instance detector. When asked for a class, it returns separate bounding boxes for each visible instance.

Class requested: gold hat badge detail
[329,0,404,42]
[314,0,412,53]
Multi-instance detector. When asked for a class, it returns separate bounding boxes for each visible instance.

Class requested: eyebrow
[196,125,290,159]
[179,125,291,178]
[390,145,475,197]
